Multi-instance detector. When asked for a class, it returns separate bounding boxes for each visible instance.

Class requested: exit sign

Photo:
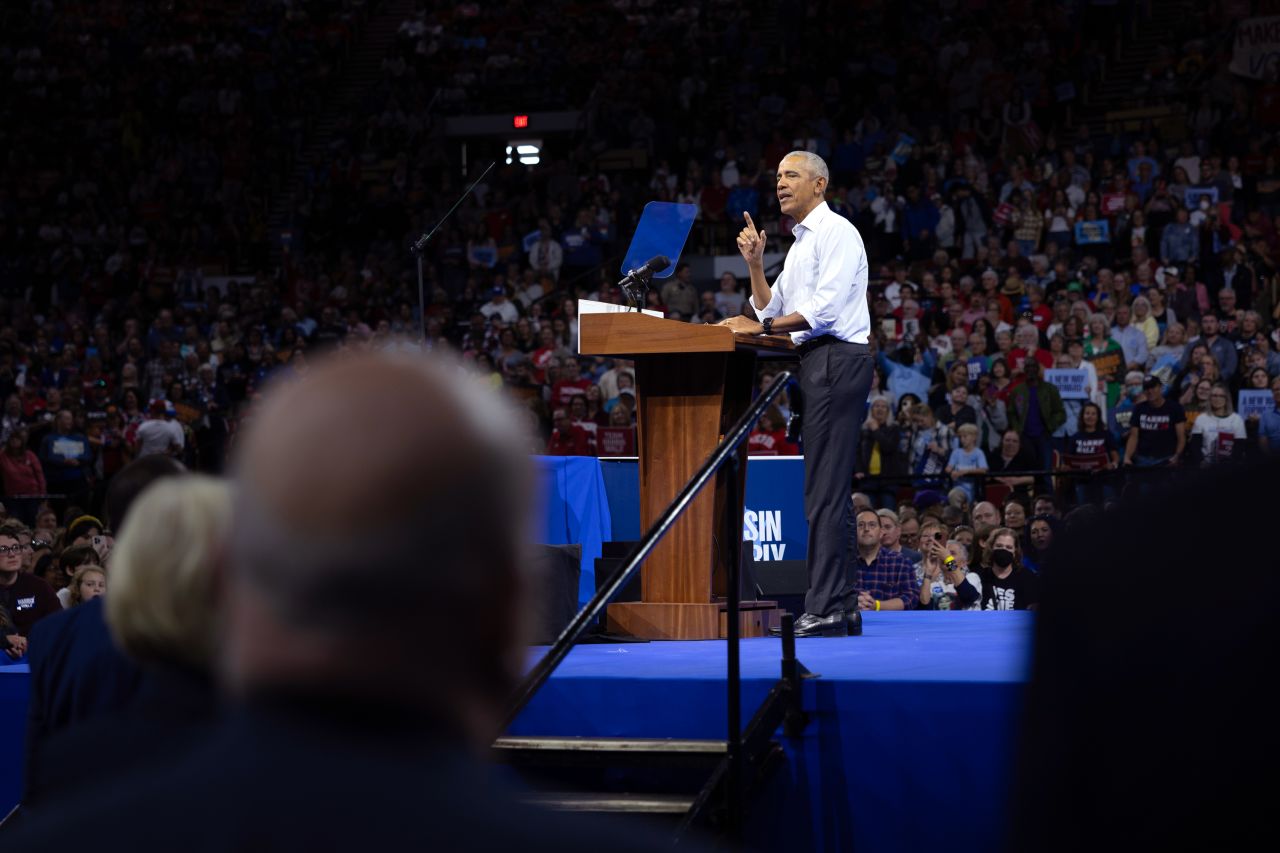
[513,114,529,129]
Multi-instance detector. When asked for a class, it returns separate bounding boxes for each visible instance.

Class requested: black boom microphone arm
[618,254,671,311]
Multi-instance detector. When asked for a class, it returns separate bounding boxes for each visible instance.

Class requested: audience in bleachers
[0,0,1276,630]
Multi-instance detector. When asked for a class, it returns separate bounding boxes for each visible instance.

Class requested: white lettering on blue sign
[743,509,787,561]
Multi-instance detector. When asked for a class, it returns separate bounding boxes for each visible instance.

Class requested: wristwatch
[761,316,773,336]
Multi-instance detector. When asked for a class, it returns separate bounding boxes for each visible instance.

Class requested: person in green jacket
[1007,359,1066,477]
[1084,313,1126,410]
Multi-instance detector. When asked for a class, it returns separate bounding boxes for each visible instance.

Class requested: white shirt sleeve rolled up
[747,201,870,345]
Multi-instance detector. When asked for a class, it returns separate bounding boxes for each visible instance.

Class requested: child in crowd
[67,566,107,607]
[945,423,988,501]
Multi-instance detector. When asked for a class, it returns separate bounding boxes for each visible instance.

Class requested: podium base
[606,600,783,640]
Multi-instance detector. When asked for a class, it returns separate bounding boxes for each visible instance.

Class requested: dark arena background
[0,1,1276,851]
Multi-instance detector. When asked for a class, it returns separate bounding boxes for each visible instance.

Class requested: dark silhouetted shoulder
[1012,458,1279,851]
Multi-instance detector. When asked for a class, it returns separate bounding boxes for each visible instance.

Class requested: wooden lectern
[579,312,794,640]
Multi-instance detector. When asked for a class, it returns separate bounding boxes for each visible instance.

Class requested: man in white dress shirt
[1110,303,1149,370]
[720,151,873,637]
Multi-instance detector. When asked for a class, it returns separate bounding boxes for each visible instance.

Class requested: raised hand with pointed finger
[735,211,766,267]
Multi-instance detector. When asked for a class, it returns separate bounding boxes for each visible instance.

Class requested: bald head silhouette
[224,351,532,741]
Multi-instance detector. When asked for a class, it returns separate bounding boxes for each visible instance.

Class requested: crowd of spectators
[0,0,380,513]
[1,514,107,657]
[848,478,1121,612]
[845,487,1058,614]
[2,0,1277,540]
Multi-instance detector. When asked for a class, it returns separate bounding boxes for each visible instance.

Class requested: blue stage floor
[513,611,1033,852]
[2,613,1033,850]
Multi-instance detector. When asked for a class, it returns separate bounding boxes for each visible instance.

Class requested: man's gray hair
[782,150,829,182]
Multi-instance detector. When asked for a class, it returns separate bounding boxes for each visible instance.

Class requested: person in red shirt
[747,407,799,456]
[1025,285,1053,332]
[0,428,46,499]
[1008,324,1054,376]
[545,409,592,456]
[530,327,561,384]
[979,270,1014,324]
[567,396,598,452]
[549,360,591,409]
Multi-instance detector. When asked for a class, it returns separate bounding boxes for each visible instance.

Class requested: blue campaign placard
[1184,186,1219,211]
[1238,389,1274,419]
[1074,219,1111,245]
[1045,368,1090,400]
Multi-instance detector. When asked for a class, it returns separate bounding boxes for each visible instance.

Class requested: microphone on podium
[618,255,671,310]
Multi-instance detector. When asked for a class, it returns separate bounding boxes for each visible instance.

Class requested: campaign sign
[1230,16,1280,80]
[600,457,810,562]
[1074,220,1111,245]
[1184,186,1219,211]
[890,134,916,166]
[597,426,636,457]
[1045,368,1090,400]
[1238,389,1275,419]
[1088,349,1124,382]
[742,457,808,562]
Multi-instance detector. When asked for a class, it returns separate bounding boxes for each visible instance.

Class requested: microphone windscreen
[647,255,671,273]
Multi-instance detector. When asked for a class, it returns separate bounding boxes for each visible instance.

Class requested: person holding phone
[918,528,983,611]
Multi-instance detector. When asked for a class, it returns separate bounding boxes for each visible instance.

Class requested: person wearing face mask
[1108,371,1147,442]
[979,527,1039,610]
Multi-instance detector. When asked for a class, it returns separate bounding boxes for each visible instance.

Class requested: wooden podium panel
[580,312,793,639]
[606,601,783,640]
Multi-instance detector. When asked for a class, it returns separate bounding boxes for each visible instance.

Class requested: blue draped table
[0,662,30,812]
[534,456,612,607]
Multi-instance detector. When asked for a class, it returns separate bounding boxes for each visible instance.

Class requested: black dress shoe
[770,612,822,636]
[845,609,863,637]
[773,611,861,638]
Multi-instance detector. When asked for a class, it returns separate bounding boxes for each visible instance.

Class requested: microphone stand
[620,269,653,312]
[408,160,495,341]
